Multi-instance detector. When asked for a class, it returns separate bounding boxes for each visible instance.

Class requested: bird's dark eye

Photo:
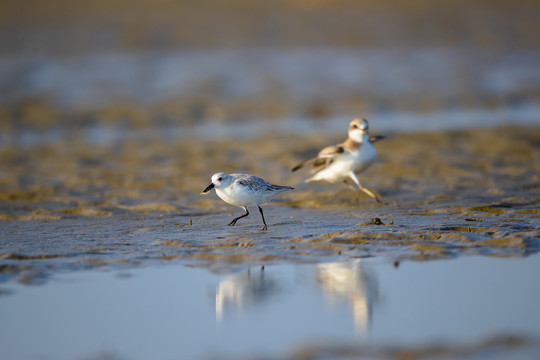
[218,177,222,181]
[351,124,358,129]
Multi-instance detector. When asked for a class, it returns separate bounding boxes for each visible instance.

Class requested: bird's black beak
[200,183,214,195]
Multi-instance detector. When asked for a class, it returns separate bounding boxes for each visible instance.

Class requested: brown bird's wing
[318,145,345,157]
[291,157,317,172]
[292,145,345,172]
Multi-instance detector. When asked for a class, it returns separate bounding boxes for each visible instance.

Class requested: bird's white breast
[353,141,376,172]
[215,182,272,207]
[309,141,377,183]
[216,185,247,206]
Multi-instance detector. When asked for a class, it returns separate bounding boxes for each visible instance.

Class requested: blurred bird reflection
[215,268,280,321]
[315,260,379,334]
[214,260,379,334]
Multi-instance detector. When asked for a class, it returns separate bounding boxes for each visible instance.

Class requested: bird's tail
[271,185,294,192]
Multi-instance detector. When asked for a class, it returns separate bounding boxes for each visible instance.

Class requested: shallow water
[2,49,540,108]
[2,48,540,147]
[1,255,540,360]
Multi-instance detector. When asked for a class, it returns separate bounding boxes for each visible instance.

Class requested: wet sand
[1,125,539,284]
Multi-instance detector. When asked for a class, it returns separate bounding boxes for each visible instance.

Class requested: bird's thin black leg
[228,207,249,226]
[257,204,267,231]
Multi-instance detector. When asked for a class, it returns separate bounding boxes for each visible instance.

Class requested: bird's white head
[200,172,231,195]
[211,172,231,188]
[348,118,369,142]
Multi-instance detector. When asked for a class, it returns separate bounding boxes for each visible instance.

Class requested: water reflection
[214,260,379,334]
[315,260,379,334]
[215,267,281,321]
[2,256,539,360]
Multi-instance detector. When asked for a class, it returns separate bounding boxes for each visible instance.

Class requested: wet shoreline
[1,125,539,285]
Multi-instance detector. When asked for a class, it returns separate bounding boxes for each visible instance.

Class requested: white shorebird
[200,172,293,230]
[292,118,384,202]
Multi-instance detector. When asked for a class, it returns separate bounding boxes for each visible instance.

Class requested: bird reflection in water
[215,267,280,321]
[315,259,379,334]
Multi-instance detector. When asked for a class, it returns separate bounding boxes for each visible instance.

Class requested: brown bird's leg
[349,172,381,202]
[343,179,360,202]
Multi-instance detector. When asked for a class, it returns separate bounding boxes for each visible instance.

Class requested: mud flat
[1,124,539,284]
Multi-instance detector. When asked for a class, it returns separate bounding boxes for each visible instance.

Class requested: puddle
[1,255,539,360]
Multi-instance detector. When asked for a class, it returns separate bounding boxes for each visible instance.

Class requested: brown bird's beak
[200,183,215,195]
[369,135,386,143]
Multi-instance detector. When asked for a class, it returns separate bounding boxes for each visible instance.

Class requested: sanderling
[200,172,293,231]
[292,118,384,202]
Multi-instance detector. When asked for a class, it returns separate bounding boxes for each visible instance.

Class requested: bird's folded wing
[292,145,345,172]
[318,145,345,157]
[237,177,264,192]
[311,145,344,168]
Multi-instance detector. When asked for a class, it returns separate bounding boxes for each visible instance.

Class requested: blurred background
[1,0,540,141]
